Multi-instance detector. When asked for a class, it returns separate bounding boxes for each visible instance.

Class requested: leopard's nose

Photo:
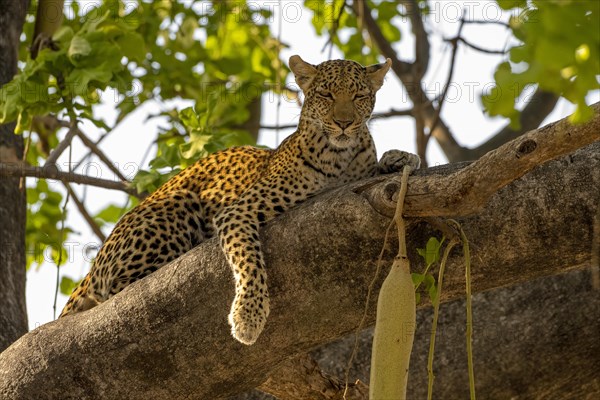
[333,118,353,129]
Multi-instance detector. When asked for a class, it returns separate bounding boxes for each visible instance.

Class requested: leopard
[59,55,420,345]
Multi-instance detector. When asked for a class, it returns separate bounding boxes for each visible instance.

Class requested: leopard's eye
[354,93,369,100]
[317,91,334,100]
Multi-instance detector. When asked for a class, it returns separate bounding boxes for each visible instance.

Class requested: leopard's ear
[289,55,317,92]
[365,58,392,91]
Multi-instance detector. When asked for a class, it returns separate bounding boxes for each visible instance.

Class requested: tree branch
[73,129,117,171]
[0,162,142,198]
[351,1,413,80]
[401,0,430,80]
[465,89,559,160]
[43,124,77,167]
[352,2,559,164]
[320,0,347,57]
[260,107,417,130]
[463,19,510,28]
[371,108,413,120]
[352,0,466,161]
[360,102,599,217]
[427,17,466,150]
[260,123,297,130]
[454,36,507,55]
[74,127,128,182]
[0,105,598,399]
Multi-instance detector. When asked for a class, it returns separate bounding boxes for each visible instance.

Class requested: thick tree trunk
[0,0,29,352]
[0,100,598,398]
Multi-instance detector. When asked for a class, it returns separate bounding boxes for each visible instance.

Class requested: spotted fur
[60,55,420,345]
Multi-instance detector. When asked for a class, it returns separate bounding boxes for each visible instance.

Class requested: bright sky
[25,0,599,329]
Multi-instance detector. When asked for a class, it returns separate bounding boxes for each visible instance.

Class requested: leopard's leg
[214,169,314,345]
[215,204,271,345]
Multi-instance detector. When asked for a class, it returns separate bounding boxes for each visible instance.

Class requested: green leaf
[497,0,527,10]
[177,16,199,49]
[179,107,200,129]
[411,273,426,285]
[59,276,80,296]
[94,204,125,225]
[68,36,92,63]
[423,274,436,290]
[15,111,32,134]
[132,168,179,194]
[116,32,147,62]
[428,283,439,304]
[484,0,600,123]
[180,134,212,159]
[53,26,74,43]
[417,236,443,266]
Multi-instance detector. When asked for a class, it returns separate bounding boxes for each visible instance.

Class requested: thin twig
[74,123,121,171]
[53,145,72,320]
[429,16,467,138]
[64,182,106,242]
[275,0,283,146]
[462,228,476,399]
[259,123,297,130]
[0,162,142,198]
[394,166,412,256]
[463,19,510,28]
[321,0,347,58]
[371,108,414,120]
[427,239,459,399]
[455,36,507,55]
[448,220,476,399]
[44,124,78,167]
[75,127,128,182]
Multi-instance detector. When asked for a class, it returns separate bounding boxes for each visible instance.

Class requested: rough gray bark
[0,0,29,352]
[0,107,598,399]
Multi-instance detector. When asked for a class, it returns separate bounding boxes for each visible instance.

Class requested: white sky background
[26,0,599,329]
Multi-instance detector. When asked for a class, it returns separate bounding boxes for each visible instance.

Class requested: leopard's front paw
[228,292,270,345]
[378,150,421,174]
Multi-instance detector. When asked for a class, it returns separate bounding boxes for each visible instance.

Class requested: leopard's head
[290,55,391,148]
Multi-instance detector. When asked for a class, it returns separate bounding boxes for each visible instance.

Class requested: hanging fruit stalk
[369,166,416,400]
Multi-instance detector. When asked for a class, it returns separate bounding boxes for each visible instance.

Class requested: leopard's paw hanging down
[60,54,419,346]
[229,291,270,345]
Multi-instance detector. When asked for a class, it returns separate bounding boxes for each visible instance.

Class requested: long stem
[427,239,458,400]
[459,224,476,400]
[448,219,477,400]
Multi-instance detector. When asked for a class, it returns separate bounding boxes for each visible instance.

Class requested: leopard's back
[60,146,272,316]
